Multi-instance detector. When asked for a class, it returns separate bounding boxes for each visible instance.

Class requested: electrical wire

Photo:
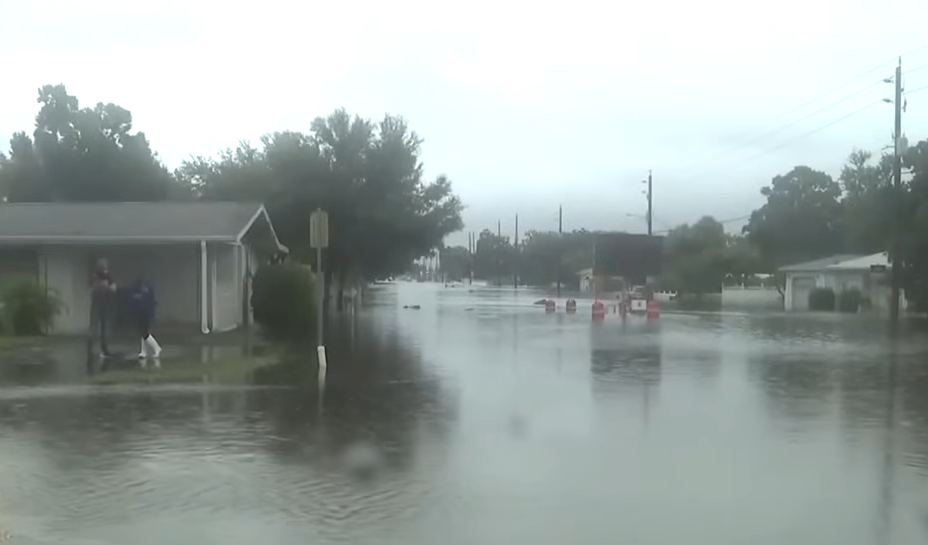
[905,83,928,96]
[665,46,928,178]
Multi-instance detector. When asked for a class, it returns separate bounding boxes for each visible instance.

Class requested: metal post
[310,208,329,368]
[557,205,562,298]
[316,245,324,345]
[647,170,653,237]
[890,59,903,331]
[514,213,519,289]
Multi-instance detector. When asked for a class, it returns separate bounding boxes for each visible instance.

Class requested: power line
[670,78,888,176]
[667,46,928,177]
[733,100,884,166]
[716,79,884,156]
[674,98,884,184]
[905,83,928,96]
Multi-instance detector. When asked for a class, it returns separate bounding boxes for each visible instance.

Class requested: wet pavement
[2,283,928,544]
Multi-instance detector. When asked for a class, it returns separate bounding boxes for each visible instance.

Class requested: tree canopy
[0,85,180,202]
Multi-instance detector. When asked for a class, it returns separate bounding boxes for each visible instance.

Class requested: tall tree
[660,216,728,294]
[1,84,179,202]
[743,166,844,269]
[438,245,471,282]
[900,139,928,312]
[838,150,893,254]
[175,108,464,304]
[472,229,514,282]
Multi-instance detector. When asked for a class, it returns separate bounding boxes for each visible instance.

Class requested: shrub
[808,287,836,311]
[1,279,63,336]
[250,263,315,341]
[837,288,863,313]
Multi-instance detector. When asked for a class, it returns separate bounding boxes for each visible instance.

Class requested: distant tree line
[441,147,928,310]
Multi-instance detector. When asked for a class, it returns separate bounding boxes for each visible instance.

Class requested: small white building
[0,202,287,334]
[780,252,905,312]
[577,268,594,292]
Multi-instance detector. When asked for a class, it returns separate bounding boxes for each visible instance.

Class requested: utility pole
[556,205,563,298]
[646,170,653,236]
[890,58,903,331]
[514,213,519,289]
[468,231,474,285]
[497,219,502,287]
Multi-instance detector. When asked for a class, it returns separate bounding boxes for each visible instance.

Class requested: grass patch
[90,354,280,385]
[0,335,49,351]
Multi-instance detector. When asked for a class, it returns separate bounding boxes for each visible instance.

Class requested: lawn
[0,336,49,351]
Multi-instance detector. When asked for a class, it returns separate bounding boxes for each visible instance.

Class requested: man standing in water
[89,258,116,359]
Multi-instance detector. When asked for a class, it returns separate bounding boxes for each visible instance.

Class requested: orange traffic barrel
[646,299,661,320]
[592,300,606,320]
[565,299,577,313]
[545,299,556,313]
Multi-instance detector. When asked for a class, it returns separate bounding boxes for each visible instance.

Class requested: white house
[577,268,594,292]
[0,202,287,334]
[780,252,905,312]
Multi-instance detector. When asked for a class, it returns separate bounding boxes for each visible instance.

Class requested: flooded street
[2,282,928,544]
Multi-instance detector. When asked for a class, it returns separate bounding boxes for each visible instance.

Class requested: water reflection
[589,325,662,429]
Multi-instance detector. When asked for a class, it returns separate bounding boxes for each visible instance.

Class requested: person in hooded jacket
[130,274,162,360]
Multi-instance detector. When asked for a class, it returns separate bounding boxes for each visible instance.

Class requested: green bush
[837,288,863,313]
[1,279,62,335]
[808,287,836,311]
[250,263,315,341]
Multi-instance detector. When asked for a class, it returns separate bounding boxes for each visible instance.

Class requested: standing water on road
[1,282,928,544]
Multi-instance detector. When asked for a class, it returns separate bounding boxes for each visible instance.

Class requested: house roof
[825,252,891,271]
[0,201,287,251]
[778,254,863,273]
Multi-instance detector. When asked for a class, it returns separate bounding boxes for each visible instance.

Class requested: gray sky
[3,0,928,246]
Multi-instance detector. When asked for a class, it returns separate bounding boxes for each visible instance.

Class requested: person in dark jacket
[130,274,162,359]
[89,258,116,358]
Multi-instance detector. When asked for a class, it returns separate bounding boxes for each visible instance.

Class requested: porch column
[210,247,218,331]
[200,240,210,334]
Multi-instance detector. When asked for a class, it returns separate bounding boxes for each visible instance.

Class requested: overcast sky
[3,0,928,246]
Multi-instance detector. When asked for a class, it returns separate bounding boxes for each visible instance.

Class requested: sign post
[310,209,329,370]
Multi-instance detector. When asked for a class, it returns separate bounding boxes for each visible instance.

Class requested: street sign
[310,209,329,249]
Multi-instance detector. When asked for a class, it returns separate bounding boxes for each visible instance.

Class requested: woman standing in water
[130,274,162,360]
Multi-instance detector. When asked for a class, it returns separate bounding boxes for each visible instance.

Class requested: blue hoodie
[130,278,157,320]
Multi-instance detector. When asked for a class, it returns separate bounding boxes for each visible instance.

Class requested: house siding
[0,248,39,285]
[32,244,201,334]
[0,239,271,335]
[785,270,902,312]
[210,243,239,332]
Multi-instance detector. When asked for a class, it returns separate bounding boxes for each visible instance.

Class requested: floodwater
[1,283,928,544]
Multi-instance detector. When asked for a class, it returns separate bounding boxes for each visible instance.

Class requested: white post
[210,249,218,331]
[200,240,210,334]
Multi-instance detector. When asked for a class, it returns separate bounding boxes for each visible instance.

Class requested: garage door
[791,276,816,310]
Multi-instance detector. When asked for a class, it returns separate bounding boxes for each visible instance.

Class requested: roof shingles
[778,254,863,273]
[0,202,264,242]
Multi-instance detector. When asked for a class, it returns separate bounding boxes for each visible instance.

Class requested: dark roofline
[236,204,288,253]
